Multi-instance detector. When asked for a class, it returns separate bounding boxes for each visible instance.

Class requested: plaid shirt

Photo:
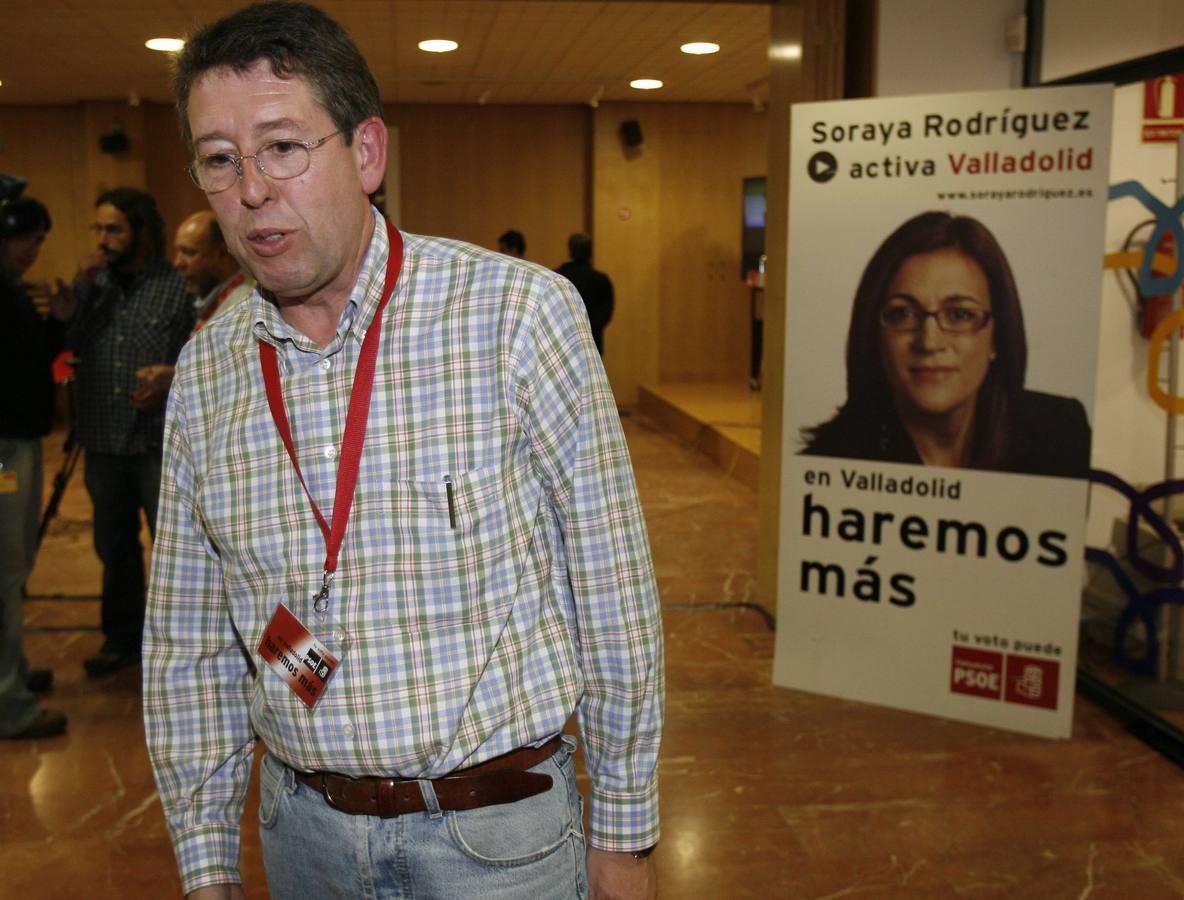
[144,212,664,894]
[67,259,193,454]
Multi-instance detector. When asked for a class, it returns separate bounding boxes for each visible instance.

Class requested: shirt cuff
[171,823,241,896]
[588,782,660,852]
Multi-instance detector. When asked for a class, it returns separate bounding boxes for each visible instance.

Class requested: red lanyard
[193,271,247,334]
[257,218,404,612]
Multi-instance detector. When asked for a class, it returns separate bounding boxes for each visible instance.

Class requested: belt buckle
[320,773,359,815]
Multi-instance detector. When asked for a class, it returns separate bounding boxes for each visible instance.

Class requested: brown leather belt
[292,736,563,817]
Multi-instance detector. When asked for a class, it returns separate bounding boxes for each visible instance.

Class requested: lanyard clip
[313,571,335,613]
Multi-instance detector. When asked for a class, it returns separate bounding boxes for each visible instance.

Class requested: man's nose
[237,159,272,207]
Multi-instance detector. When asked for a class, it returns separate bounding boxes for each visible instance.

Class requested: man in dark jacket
[0,184,68,738]
[558,233,615,356]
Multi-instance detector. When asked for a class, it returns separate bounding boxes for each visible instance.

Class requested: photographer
[0,176,67,739]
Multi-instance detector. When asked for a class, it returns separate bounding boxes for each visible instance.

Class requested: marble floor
[4,414,1184,898]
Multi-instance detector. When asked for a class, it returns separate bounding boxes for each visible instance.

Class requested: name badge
[258,603,340,709]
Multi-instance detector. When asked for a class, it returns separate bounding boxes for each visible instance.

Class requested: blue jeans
[82,450,161,653]
[0,439,43,735]
[259,736,588,899]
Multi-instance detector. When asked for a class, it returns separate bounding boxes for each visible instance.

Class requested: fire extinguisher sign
[1142,74,1184,143]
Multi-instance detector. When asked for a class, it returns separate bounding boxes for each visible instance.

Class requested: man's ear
[353,118,388,195]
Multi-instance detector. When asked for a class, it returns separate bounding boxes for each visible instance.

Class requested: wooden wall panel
[0,101,194,283]
[757,0,848,615]
[387,104,590,270]
[0,105,86,283]
[593,102,768,402]
[5,97,768,413]
[144,101,206,258]
[593,105,663,406]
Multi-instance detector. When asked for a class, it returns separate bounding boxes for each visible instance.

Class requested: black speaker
[620,119,643,148]
[99,128,130,154]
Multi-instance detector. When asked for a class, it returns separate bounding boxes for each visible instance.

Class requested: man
[173,210,254,329]
[0,183,68,739]
[51,188,193,676]
[557,233,615,356]
[135,211,256,403]
[497,228,527,258]
[144,5,662,900]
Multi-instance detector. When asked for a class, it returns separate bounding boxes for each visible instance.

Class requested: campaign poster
[773,85,1113,738]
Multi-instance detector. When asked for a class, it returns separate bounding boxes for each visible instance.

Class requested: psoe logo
[1004,654,1059,710]
[950,646,1003,700]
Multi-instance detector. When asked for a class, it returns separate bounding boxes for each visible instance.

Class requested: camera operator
[0,177,67,739]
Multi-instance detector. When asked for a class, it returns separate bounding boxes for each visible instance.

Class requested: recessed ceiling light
[630,79,663,91]
[680,42,719,55]
[145,38,185,52]
[769,43,802,62]
[418,39,458,53]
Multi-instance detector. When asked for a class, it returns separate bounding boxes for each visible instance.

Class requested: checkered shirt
[67,259,193,454]
[143,211,664,894]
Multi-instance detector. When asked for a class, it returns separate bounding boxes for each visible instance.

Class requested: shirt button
[320,359,332,371]
[324,446,338,460]
[357,329,367,342]
[343,722,355,737]
[113,388,123,395]
[334,627,347,643]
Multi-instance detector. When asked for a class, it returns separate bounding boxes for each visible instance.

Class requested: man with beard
[51,187,192,676]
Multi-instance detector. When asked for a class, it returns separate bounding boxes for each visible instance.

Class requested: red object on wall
[1140,230,1178,339]
[1142,74,1184,143]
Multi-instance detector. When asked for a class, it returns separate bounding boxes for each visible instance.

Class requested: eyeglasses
[879,299,993,334]
[187,132,342,194]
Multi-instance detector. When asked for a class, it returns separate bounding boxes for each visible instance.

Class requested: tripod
[36,365,80,552]
[36,424,81,551]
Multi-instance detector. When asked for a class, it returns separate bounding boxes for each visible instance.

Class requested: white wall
[876,0,1025,97]
[1088,83,1179,545]
[1041,0,1184,82]
[875,0,1182,547]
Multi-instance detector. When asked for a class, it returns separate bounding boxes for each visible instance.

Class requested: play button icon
[807,151,838,183]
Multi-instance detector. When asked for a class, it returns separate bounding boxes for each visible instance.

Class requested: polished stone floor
[4,414,1184,898]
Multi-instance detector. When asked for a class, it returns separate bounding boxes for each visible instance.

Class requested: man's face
[173,218,223,295]
[1,230,46,278]
[186,61,384,306]
[94,204,137,269]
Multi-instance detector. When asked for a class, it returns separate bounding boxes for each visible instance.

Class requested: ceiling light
[418,39,458,53]
[680,42,719,55]
[145,38,185,52]
[630,79,663,91]
[769,43,802,62]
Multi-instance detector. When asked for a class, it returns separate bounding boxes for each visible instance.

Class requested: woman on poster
[801,210,1089,478]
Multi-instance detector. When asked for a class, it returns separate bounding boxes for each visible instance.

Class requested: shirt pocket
[382,460,539,627]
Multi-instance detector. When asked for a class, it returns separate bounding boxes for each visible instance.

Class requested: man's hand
[46,278,76,322]
[187,884,244,900]
[587,847,657,900]
[131,364,176,412]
